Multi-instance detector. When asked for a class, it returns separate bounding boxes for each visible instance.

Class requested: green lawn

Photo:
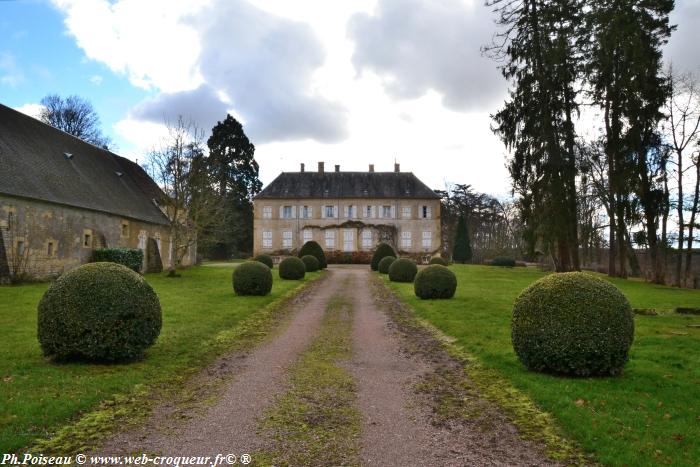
[386,265,700,467]
[0,264,319,452]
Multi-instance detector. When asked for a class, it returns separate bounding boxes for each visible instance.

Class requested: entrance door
[343,229,355,252]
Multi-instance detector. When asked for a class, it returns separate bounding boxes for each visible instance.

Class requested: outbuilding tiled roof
[255,171,440,200]
[0,103,169,225]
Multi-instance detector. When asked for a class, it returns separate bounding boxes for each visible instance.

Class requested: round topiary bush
[254,254,274,269]
[511,272,634,377]
[301,254,320,272]
[299,240,327,269]
[371,243,397,271]
[37,262,162,361]
[491,256,516,267]
[429,257,448,266]
[414,265,457,299]
[388,258,418,283]
[378,256,396,274]
[233,261,273,296]
[279,256,306,280]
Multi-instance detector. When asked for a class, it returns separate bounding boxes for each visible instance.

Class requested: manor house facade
[253,162,441,261]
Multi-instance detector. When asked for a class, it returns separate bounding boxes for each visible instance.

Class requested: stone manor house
[253,162,442,262]
[0,103,195,282]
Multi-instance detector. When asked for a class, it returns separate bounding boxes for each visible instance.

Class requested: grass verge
[371,275,587,465]
[0,265,323,454]
[256,292,361,466]
[384,265,700,467]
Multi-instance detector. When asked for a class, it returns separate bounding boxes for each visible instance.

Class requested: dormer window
[63,152,73,160]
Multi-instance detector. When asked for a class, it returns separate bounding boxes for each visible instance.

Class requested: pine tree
[453,215,472,263]
[487,0,583,271]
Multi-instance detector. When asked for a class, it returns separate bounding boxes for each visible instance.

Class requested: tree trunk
[675,149,684,286]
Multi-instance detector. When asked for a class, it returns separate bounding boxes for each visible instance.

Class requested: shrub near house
[233,261,273,296]
[38,262,162,361]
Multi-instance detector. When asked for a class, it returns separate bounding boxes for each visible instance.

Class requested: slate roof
[255,171,441,200]
[0,103,169,225]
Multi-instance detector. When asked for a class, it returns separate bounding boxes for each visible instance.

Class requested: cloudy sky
[2,0,698,196]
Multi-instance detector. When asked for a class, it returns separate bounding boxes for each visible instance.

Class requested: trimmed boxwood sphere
[371,243,397,271]
[254,254,274,269]
[512,272,634,376]
[491,256,516,267]
[429,257,448,266]
[388,258,418,283]
[378,256,396,274]
[279,256,306,280]
[301,254,320,272]
[299,241,327,269]
[414,265,457,299]
[234,261,273,296]
[37,262,162,361]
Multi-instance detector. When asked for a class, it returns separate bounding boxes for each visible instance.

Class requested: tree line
[486,0,700,286]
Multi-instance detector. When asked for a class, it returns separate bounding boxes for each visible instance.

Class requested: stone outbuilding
[0,103,194,282]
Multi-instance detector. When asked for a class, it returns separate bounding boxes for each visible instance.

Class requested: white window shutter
[291,206,296,218]
[308,206,313,218]
[321,206,326,219]
[377,206,382,218]
[335,204,339,218]
[371,206,377,218]
[390,206,396,218]
[279,206,284,218]
[426,206,432,219]
[344,205,349,218]
[354,205,358,219]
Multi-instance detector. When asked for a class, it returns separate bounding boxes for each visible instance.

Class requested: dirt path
[100,266,557,466]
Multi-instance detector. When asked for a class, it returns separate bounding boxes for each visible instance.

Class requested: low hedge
[378,256,396,274]
[414,264,457,299]
[388,258,418,283]
[254,254,274,269]
[491,256,516,267]
[371,243,397,271]
[91,248,143,273]
[511,272,634,376]
[37,262,162,361]
[279,257,306,280]
[301,255,320,272]
[233,261,273,296]
[299,241,327,269]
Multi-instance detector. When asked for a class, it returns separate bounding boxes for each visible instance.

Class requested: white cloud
[348,0,505,111]
[14,103,44,119]
[89,74,103,85]
[51,0,205,92]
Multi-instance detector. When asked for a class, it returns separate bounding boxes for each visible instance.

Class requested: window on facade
[7,211,14,230]
[282,206,293,219]
[303,229,313,244]
[362,229,373,249]
[325,205,336,218]
[346,205,355,219]
[343,229,354,251]
[262,206,272,219]
[84,233,92,247]
[382,205,392,218]
[401,231,412,248]
[16,240,25,256]
[302,206,312,218]
[402,206,411,219]
[121,222,129,237]
[422,206,432,219]
[422,231,432,249]
[282,230,293,248]
[47,242,54,256]
[325,229,335,249]
[262,230,272,248]
[365,205,372,218]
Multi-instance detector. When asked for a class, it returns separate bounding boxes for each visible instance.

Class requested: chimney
[335,164,340,172]
[394,162,400,173]
[318,161,324,173]
[300,163,305,173]
[369,164,375,173]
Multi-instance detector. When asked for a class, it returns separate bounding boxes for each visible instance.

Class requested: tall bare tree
[39,94,112,149]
